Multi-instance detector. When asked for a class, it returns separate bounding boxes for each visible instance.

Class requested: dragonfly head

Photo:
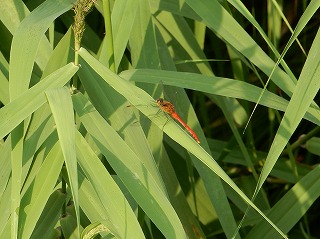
[156,98,164,105]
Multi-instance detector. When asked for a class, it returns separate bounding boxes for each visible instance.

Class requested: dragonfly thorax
[156,98,175,115]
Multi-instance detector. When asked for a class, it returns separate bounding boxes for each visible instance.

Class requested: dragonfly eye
[156,98,164,104]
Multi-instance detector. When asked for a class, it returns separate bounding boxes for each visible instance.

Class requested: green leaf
[45,87,79,237]
[247,166,320,238]
[73,92,187,239]
[0,63,78,140]
[257,28,320,193]
[184,0,296,96]
[30,190,65,239]
[76,131,145,238]
[120,69,320,126]
[306,137,320,156]
[78,48,287,238]
[19,141,64,239]
[9,0,75,100]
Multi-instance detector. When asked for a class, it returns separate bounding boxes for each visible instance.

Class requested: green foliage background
[0,0,320,238]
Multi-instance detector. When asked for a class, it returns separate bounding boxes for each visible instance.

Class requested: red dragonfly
[156,98,200,144]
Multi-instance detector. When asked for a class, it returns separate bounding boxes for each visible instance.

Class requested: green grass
[0,0,320,238]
